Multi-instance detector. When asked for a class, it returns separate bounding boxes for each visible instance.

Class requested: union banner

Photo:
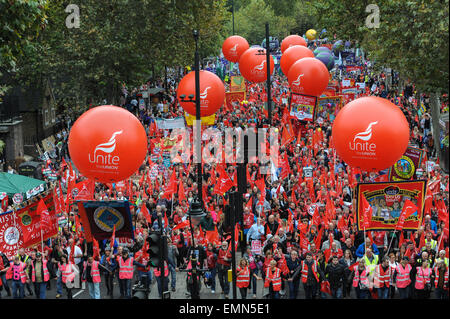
[225,91,246,111]
[388,146,425,181]
[230,76,246,92]
[77,200,134,242]
[355,180,427,231]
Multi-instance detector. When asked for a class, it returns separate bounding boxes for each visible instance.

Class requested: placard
[290,93,317,122]
[251,239,262,255]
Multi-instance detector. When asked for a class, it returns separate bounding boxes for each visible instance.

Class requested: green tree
[0,0,48,98]
[313,0,449,161]
[12,0,228,110]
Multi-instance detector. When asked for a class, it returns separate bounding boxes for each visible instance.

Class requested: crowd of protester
[0,42,448,300]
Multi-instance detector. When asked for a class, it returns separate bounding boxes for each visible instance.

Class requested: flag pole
[40,228,44,255]
[385,230,396,258]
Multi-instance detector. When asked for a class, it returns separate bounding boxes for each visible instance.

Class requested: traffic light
[147,232,162,267]
[147,231,168,268]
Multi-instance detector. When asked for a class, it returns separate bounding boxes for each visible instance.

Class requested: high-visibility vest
[59,263,74,283]
[353,267,370,288]
[433,266,449,289]
[301,260,319,284]
[6,262,27,283]
[82,261,101,283]
[395,263,412,288]
[373,264,390,288]
[118,257,134,279]
[264,267,281,291]
[236,266,250,288]
[423,239,436,250]
[435,257,449,267]
[414,267,432,290]
[153,261,169,277]
[363,254,379,274]
[31,260,50,282]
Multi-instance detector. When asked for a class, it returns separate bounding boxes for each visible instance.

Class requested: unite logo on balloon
[252,60,266,75]
[200,87,211,108]
[88,130,123,169]
[292,74,304,87]
[349,121,378,156]
[229,44,238,56]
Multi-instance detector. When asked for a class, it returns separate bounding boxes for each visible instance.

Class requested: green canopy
[0,172,45,199]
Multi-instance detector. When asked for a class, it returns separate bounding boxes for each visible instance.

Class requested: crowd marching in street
[0,40,448,301]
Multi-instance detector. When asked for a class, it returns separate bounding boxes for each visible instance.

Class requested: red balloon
[288,57,329,96]
[332,97,410,172]
[68,105,147,183]
[222,35,249,63]
[281,35,307,53]
[280,45,314,76]
[239,48,274,83]
[177,70,225,117]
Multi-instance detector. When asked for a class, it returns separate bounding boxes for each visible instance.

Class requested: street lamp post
[232,0,235,35]
[256,23,272,126]
[180,30,203,209]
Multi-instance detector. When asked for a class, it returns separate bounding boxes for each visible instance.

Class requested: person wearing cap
[30,252,50,299]
[100,246,117,298]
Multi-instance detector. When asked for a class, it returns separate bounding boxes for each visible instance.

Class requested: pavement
[1,269,405,300]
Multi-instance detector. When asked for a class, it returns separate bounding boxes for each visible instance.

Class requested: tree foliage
[9,0,228,109]
[313,0,449,94]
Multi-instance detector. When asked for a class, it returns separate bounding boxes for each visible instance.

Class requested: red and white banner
[0,212,32,259]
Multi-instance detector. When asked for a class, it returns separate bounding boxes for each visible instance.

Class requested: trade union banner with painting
[388,146,425,181]
[77,200,134,242]
[355,180,427,231]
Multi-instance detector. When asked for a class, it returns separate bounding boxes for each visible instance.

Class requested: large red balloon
[288,57,329,96]
[281,35,307,53]
[280,45,314,76]
[177,70,225,117]
[68,105,147,183]
[222,35,249,63]
[239,48,274,83]
[332,97,410,172]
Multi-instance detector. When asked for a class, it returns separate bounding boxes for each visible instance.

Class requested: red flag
[314,226,324,249]
[69,239,75,264]
[163,169,177,199]
[423,186,433,216]
[206,227,220,244]
[245,197,253,210]
[299,232,309,251]
[349,261,359,271]
[172,219,190,230]
[214,165,233,195]
[418,231,425,250]
[398,231,405,248]
[395,199,418,231]
[93,238,100,261]
[361,195,372,229]
[226,224,240,255]
[37,199,52,232]
[73,179,95,201]
[178,181,187,202]
[140,203,152,225]
[281,122,295,148]
[110,225,116,247]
